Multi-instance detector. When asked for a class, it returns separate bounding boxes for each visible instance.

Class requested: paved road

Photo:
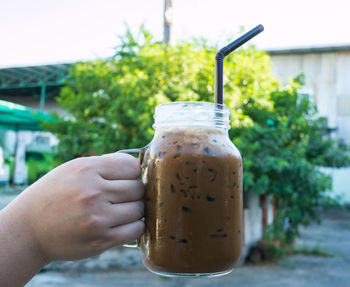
[0,187,21,210]
[26,207,350,287]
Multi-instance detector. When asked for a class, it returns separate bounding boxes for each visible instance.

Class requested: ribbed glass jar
[139,101,243,277]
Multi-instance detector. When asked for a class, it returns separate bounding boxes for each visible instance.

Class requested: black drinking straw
[215,24,264,104]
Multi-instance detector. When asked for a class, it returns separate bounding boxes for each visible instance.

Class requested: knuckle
[137,200,144,209]
[88,238,106,253]
[134,220,146,236]
[79,188,100,207]
[134,201,145,218]
[131,161,141,177]
[83,214,103,230]
[118,154,141,177]
[70,157,95,176]
[134,180,145,196]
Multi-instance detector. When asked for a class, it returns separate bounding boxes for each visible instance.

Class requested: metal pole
[163,0,173,44]
[11,127,19,185]
[40,84,46,111]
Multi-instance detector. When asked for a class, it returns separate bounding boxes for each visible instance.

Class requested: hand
[4,153,145,263]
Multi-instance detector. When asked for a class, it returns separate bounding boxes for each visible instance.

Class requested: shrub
[45,28,349,245]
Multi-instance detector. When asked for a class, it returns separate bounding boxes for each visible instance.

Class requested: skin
[0,153,145,287]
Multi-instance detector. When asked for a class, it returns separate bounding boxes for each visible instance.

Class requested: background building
[268,44,350,146]
[0,64,70,116]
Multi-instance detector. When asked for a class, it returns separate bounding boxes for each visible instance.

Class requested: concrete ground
[26,207,350,287]
[0,186,23,210]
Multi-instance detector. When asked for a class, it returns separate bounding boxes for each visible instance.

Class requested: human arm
[0,153,145,286]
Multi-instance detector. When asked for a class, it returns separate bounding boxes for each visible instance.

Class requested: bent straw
[215,24,264,104]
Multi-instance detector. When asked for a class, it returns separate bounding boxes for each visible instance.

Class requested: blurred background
[1,0,350,286]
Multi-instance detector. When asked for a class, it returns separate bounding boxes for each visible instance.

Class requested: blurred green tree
[45,28,349,246]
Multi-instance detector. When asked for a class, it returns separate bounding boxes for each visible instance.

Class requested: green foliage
[45,28,350,246]
[46,27,276,160]
[4,153,57,184]
[26,152,56,183]
[233,74,349,244]
[293,245,336,257]
[262,243,336,262]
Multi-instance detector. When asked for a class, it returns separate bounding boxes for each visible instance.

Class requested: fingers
[105,201,144,228]
[96,153,141,180]
[104,220,145,248]
[102,179,145,203]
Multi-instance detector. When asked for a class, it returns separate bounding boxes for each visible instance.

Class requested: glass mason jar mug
[119,101,243,277]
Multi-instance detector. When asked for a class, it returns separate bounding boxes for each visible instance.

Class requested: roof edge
[265,44,350,55]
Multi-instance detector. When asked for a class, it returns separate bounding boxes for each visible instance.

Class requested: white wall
[270,51,350,145]
[243,191,263,248]
[321,167,350,204]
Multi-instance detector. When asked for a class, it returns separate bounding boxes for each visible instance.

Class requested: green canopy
[0,100,55,131]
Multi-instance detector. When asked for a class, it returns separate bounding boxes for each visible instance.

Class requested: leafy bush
[26,152,56,183]
[45,28,349,245]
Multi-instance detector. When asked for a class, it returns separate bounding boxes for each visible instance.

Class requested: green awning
[0,100,55,131]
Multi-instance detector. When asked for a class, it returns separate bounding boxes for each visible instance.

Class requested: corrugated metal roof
[266,44,350,55]
[0,64,71,90]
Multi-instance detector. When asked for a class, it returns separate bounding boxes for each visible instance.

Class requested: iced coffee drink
[139,102,243,276]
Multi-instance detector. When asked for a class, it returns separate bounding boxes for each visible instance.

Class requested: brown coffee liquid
[140,128,242,275]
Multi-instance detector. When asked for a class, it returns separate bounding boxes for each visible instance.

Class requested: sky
[1,0,350,68]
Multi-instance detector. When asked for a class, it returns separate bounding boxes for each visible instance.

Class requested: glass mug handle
[116,148,145,248]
